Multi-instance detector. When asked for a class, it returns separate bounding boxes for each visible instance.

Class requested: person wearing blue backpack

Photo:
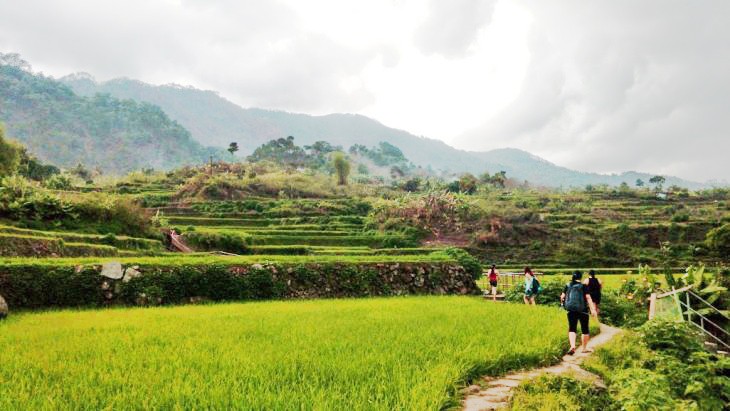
[560,270,598,355]
[523,266,541,305]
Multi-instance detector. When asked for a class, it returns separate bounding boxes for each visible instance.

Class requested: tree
[227,142,239,157]
[635,178,644,187]
[247,136,307,167]
[390,166,405,179]
[0,124,21,177]
[331,152,350,185]
[70,163,92,181]
[478,172,491,185]
[706,223,730,255]
[490,171,507,188]
[458,173,478,194]
[649,175,666,191]
[403,177,420,192]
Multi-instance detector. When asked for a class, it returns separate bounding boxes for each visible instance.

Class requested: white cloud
[454,0,730,181]
[0,0,727,181]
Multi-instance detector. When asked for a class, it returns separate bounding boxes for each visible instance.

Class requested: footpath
[462,323,621,410]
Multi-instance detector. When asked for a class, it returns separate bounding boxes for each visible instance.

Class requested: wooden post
[648,293,657,320]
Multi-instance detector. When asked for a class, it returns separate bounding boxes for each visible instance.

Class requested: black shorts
[567,311,589,335]
[590,293,601,305]
[489,280,498,287]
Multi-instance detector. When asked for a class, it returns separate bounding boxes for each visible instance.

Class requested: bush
[609,368,675,410]
[596,291,647,327]
[182,231,252,254]
[44,174,73,190]
[443,247,481,280]
[705,223,730,255]
[638,319,704,358]
[584,324,730,411]
[509,374,615,411]
[504,276,565,306]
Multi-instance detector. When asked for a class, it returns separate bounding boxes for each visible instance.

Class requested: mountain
[60,73,709,189]
[0,56,222,174]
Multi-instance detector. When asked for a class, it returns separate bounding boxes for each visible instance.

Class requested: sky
[0,0,728,182]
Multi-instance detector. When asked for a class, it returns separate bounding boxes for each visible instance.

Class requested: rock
[122,267,141,283]
[0,294,8,319]
[100,262,124,280]
[462,384,481,394]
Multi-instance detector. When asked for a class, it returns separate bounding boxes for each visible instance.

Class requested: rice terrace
[2,2,730,410]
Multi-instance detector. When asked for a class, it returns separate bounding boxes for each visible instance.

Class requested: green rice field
[0,296,567,410]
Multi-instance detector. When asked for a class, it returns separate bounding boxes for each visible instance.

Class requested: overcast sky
[0,0,728,182]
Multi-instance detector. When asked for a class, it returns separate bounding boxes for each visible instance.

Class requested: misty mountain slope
[60,74,707,188]
[0,62,221,174]
[61,74,481,168]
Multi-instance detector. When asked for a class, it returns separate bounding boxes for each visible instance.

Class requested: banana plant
[680,264,729,320]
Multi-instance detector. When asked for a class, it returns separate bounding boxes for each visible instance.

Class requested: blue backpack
[531,277,542,294]
[565,283,586,312]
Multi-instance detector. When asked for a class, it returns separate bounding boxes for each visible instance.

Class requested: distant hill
[0,56,222,174]
[61,73,708,189]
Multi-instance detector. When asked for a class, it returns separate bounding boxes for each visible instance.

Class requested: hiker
[583,269,602,316]
[487,265,499,301]
[523,266,539,305]
[560,270,598,355]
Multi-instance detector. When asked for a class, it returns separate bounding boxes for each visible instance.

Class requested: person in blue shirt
[523,266,537,305]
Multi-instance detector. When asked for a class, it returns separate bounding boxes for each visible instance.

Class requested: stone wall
[0,261,481,309]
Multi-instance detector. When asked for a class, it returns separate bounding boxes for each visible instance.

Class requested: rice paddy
[0,296,567,410]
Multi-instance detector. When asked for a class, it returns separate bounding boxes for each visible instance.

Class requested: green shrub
[509,374,615,411]
[610,368,676,410]
[638,319,704,358]
[596,291,647,327]
[182,231,252,254]
[705,223,730,255]
[443,247,481,280]
[44,174,73,190]
[584,325,730,410]
[504,276,565,306]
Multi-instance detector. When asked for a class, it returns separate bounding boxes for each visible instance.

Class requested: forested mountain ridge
[0,56,222,174]
[61,73,709,189]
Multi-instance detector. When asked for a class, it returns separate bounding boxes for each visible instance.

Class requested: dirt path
[462,323,621,411]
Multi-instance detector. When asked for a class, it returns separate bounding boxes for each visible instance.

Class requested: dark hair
[524,266,534,276]
[572,270,583,281]
[589,269,596,278]
[491,264,496,269]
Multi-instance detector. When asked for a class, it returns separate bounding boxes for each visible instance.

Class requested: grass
[476,272,683,291]
[0,252,456,267]
[0,296,567,410]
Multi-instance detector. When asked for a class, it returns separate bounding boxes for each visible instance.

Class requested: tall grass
[0,297,566,410]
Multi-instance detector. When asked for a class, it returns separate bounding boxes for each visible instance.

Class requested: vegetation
[0,297,568,410]
[0,54,222,174]
[583,319,730,410]
[332,151,351,185]
[59,72,709,189]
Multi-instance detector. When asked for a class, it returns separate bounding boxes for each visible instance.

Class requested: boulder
[100,261,124,280]
[0,294,8,319]
[122,267,141,283]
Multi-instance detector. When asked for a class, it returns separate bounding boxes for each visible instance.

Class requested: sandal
[567,348,576,355]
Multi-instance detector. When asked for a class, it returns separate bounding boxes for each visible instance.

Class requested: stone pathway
[462,323,621,411]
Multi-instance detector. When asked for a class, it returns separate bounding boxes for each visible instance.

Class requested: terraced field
[0,296,567,410]
[157,198,430,256]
